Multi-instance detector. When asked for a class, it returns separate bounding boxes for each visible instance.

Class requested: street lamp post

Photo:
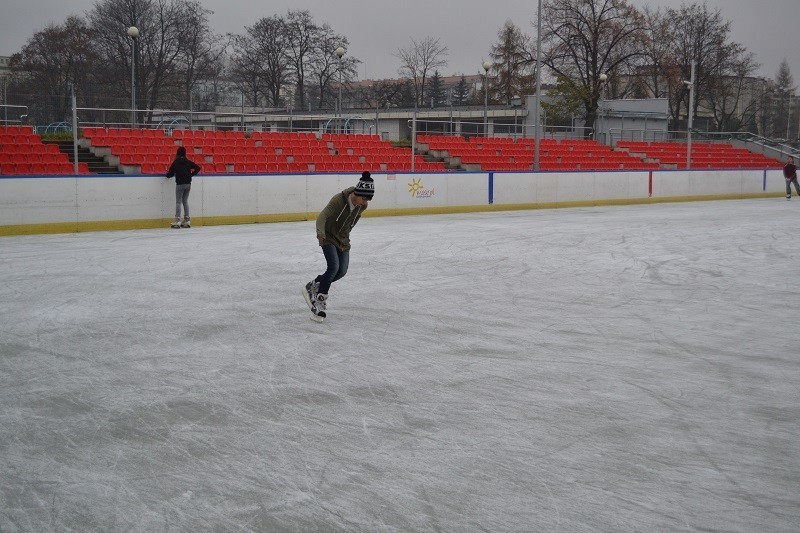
[597,73,608,143]
[448,89,454,135]
[511,95,521,140]
[685,60,696,169]
[375,97,379,138]
[482,60,491,137]
[370,84,378,137]
[3,76,7,125]
[534,0,543,170]
[335,46,345,134]
[796,95,800,143]
[127,26,139,127]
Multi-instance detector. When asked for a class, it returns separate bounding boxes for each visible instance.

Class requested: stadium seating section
[1,125,783,176]
[81,128,445,174]
[0,126,89,175]
[417,135,782,171]
[615,141,782,169]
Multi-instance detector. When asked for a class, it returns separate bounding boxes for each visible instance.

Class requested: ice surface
[1,199,799,532]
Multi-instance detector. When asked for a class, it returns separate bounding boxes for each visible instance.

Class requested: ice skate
[302,280,319,310]
[310,293,327,323]
[181,217,191,228]
[170,217,181,228]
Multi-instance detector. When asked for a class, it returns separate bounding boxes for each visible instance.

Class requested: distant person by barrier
[783,157,800,200]
[166,146,201,227]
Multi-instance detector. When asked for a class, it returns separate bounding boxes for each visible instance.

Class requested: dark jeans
[787,178,800,197]
[315,244,349,295]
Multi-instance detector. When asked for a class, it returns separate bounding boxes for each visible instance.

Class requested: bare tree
[366,79,409,110]
[637,6,672,99]
[230,16,291,108]
[704,48,760,132]
[394,36,448,107]
[307,24,356,111]
[173,0,226,110]
[87,0,214,120]
[662,2,740,129]
[229,33,267,108]
[10,16,100,124]
[541,0,647,132]
[284,10,320,110]
[487,20,536,105]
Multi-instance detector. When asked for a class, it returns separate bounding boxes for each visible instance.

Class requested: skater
[783,156,800,200]
[166,146,201,227]
[303,171,375,322]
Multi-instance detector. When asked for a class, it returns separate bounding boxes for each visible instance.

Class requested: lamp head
[599,73,608,82]
[482,61,491,72]
[335,47,345,59]
[682,80,693,88]
[127,26,139,38]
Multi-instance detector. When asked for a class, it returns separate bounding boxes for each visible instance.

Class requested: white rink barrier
[0,169,787,235]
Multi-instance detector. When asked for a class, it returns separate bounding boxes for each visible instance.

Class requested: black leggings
[175,184,190,218]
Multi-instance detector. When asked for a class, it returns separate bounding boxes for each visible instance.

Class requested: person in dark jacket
[166,146,201,227]
[783,156,800,200]
[302,171,374,322]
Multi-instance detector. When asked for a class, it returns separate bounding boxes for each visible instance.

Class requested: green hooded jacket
[315,186,367,251]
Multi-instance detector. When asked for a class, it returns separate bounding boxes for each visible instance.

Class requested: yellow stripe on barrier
[0,192,785,237]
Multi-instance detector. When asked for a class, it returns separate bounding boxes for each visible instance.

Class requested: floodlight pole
[482,61,491,137]
[597,73,608,143]
[335,46,345,134]
[534,0,543,171]
[686,60,695,170]
[71,83,79,175]
[127,26,139,127]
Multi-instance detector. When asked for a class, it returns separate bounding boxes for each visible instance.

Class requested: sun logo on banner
[407,177,436,198]
[408,178,424,197]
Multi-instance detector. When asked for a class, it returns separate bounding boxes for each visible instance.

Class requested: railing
[0,104,29,126]
[607,128,798,159]
[695,131,799,161]
[74,106,378,135]
[607,128,689,145]
[410,118,593,141]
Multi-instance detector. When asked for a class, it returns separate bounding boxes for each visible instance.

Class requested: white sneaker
[170,218,181,228]
[181,217,191,228]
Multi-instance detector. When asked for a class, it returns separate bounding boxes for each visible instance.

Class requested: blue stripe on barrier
[488,172,494,204]
[763,170,767,192]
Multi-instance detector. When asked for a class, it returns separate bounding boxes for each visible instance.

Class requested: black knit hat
[354,171,375,198]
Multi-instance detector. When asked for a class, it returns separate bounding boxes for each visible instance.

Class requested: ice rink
[1,198,799,532]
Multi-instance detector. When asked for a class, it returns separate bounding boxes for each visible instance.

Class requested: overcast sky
[1,0,797,84]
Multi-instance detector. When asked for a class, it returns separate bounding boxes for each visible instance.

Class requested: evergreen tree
[773,59,795,139]
[427,70,447,107]
[487,20,535,105]
[452,75,471,106]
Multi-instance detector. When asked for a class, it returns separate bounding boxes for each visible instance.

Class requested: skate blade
[310,315,324,323]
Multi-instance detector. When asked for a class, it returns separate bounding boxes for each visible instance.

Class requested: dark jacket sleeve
[190,161,201,175]
[166,161,176,178]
